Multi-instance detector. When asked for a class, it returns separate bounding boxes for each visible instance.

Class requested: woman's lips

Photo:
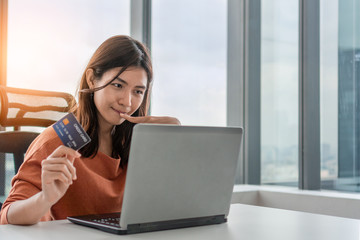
[112,107,127,115]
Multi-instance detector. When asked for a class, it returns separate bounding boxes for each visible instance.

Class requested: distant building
[338,0,360,178]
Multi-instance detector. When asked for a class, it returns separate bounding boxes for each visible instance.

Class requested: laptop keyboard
[72,213,122,228]
[91,217,120,227]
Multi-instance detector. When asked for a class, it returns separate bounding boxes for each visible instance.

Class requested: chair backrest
[0,86,76,129]
[0,131,40,172]
[0,131,41,202]
[0,86,76,201]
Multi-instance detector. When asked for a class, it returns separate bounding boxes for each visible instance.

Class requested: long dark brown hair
[73,35,153,168]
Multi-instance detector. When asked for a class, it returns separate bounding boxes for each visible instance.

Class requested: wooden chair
[0,86,76,199]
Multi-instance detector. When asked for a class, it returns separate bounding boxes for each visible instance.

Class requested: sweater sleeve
[0,127,62,224]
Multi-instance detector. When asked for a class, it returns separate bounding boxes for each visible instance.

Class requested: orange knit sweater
[0,126,127,224]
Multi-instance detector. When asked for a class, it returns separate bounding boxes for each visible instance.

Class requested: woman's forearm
[6,191,52,225]
[7,146,79,225]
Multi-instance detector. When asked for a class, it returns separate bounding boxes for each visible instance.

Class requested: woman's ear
[85,68,95,88]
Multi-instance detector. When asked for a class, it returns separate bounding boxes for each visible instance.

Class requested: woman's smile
[111,107,128,115]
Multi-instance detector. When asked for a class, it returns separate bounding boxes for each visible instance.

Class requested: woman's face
[90,67,147,130]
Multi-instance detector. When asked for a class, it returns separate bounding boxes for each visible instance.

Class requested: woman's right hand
[40,145,80,205]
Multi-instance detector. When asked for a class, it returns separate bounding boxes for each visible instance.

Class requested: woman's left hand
[120,113,181,125]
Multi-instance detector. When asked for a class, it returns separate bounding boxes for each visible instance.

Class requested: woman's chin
[118,119,126,125]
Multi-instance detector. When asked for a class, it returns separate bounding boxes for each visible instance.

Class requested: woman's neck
[98,123,114,157]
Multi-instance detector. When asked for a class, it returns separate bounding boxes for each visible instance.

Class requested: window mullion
[130,0,152,50]
[299,0,321,190]
[228,0,261,185]
[0,0,8,86]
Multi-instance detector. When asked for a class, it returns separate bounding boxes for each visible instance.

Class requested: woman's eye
[135,90,144,95]
[112,83,123,88]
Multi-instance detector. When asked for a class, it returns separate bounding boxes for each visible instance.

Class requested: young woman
[0,35,180,225]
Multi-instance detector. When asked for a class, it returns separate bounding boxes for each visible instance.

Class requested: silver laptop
[68,124,243,234]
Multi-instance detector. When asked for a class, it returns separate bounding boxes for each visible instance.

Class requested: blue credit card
[52,113,91,150]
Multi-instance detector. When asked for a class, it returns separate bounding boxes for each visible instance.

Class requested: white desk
[0,204,359,240]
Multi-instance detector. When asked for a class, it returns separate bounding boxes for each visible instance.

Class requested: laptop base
[67,214,226,235]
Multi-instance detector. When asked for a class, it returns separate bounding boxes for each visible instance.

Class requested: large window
[320,0,360,192]
[7,0,130,95]
[2,0,360,195]
[261,0,299,185]
[151,0,227,126]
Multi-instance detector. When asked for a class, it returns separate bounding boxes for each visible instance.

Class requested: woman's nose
[119,90,131,107]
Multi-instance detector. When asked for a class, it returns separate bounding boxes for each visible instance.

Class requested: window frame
[228,0,261,185]
[298,0,321,190]
[0,0,8,86]
[227,0,321,190]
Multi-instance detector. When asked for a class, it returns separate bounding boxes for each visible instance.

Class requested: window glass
[261,0,299,185]
[151,0,227,126]
[320,0,360,192]
[7,0,130,94]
